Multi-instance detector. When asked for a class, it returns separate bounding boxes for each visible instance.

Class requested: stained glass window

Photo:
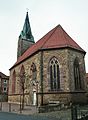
[49,57,60,91]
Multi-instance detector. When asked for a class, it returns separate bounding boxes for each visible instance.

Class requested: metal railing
[71,104,88,120]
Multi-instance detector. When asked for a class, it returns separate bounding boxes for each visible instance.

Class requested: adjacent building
[0,72,9,101]
[8,12,87,106]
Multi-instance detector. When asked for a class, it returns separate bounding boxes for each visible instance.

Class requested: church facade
[8,12,87,106]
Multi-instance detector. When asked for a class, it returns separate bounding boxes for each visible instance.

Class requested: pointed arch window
[20,65,25,93]
[12,70,16,94]
[49,57,60,91]
[74,58,81,90]
[30,63,37,82]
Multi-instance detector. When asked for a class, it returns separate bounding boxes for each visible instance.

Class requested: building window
[49,57,60,91]
[20,65,25,93]
[3,87,7,92]
[4,80,7,84]
[74,58,81,90]
[12,70,16,94]
[30,63,37,84]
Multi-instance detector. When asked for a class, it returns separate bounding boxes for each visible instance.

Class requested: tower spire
[17,12,35,59]
[19,12,34,43]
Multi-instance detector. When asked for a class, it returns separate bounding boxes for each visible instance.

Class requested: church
[8,12,87,106]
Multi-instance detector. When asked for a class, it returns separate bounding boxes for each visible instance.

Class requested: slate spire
[17,12,35,59]
[19,12,34,43]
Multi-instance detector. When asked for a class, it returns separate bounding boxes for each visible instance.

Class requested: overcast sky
[0,0,88,75]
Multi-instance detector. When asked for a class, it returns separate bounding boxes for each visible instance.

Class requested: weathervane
[26,8,29,12]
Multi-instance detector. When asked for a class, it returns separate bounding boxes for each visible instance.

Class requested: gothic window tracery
[49,57,60,91]
[20,65,25,92]
[74,58,81,90]
[30,63,37,84]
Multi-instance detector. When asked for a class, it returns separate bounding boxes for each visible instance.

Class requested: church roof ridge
[10,24,86,69]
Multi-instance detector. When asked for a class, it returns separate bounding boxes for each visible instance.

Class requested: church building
[8,12,87,106]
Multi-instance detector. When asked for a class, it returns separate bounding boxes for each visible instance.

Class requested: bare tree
[19,70,25,110]
[18,70,31,110]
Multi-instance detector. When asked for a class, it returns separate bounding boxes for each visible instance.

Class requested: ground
[0,112,58,120]
[0,103,88,120]
[0,102,71,120]
[34,109,71,120]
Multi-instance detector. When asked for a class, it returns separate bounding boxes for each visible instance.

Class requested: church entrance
[33,91,36,105]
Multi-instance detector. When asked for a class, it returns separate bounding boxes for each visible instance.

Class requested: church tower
[17,12,35,58]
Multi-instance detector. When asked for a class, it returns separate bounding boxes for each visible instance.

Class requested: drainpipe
[40,51,43,106]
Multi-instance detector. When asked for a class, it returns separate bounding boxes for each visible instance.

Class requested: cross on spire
[26,8,29,12]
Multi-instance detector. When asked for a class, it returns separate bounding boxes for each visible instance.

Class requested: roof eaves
[40,45,86,54]
[9,49,40,70]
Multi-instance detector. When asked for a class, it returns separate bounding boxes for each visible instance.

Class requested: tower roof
[10,24,86,69]
[19,12,34,43]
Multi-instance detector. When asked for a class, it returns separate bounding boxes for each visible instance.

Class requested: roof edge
[9,46,86,70]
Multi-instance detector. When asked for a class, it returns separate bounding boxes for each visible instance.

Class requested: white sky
[0,0,88,75]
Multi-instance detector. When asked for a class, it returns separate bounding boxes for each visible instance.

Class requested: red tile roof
[10,25,86,69]
[0,72,9,79]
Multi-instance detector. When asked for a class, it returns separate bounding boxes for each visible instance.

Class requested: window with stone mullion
[57,64,60,89]
[77,67,81,89]
[74,58,81,90]
[49,58,60,91]
[74,67,78,89]
[53,64,56,90]
[50,65,53,90]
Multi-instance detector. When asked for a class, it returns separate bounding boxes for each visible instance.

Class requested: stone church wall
[67,49,86,91]
[8,52,41,104]
[8,48,87,105]
[41,48,87,104]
